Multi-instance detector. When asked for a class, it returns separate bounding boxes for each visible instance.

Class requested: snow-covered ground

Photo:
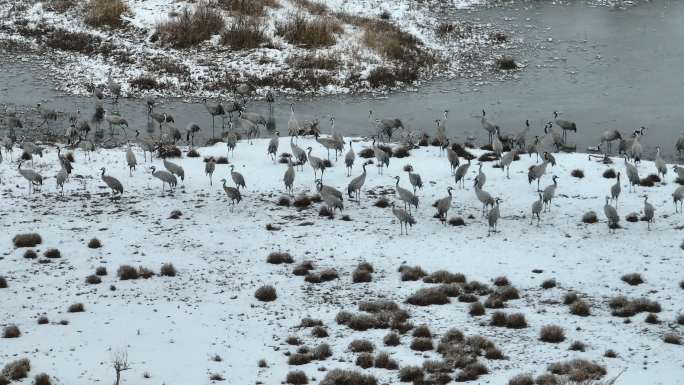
[1,136,683,385]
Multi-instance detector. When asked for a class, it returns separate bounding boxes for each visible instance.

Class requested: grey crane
[290,136,307,171]
[531,192,543,225]
[454,158,471,189]
[224,99,245,123]
[628,127,645,163]
[321,191,344,214]
[676,132,684,160]
[474,178,494,216]
[435,111,448,155]
[18,161,43,195]
[347,161,369,201]
[100,167,123,195]
[150,111,174,132]
[145,95,157,114]
[150,166,177,193]
[655,146,667,179]
[500,149,516,179]
[391,202,416,235]
[604,196,619,233]
[394,176,419,213]
[329,115,345,159]
[673,165,684,181]
[205,158,216,186]
[553,111,577,142]
[126,144,136,176]
[224,125,238,158]
[600,129,622,154]
[372,136,390,174]
[545,151,557,167]
[108,72,121,103]
[487,198,501,236]
[544,122,563,152]
[56,166,67,196]
[611,172,621,208]
[513,120,530,150]
[492,127,504,159]
[22,141,44,167]
[104,111,129,137]
[624,157,639,193]
[481,109,498,144]
[315,132,338,161]
[542,175,558,212]
[371,110,404,142]
[230,165,246,191]
[76,135,95,161]
[475,163,486,188]
[527,135,543,162]
[267,131,279,162]
[287,103,300,138]
[673,185,684,213]
[406,167,423,194]
[221,178,242,209]
[283,158,295,196]
[528,153,550,192]
[618,129,640,156]
[1,136,13,160]
[435,186,454,224]
[36,103,58,132]
[56,146,72,176]
[345,140,355,177]
[445,139,459,175]
[238,111,259,144]
[240,110,268,128]
[307,147,326,181]
[163,158,185,182]
[186,122,201,146]
[203,98,226,138]
[643,195,655,230]
[316,179,343,202]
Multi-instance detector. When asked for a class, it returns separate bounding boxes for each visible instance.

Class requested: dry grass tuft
[1,358,30,380]
[157,4,225,48]
[0,276,6,289]
[293,194,312,208]
[406,288,450,306]
[563,291,579,305]
[288,353,312,365]
[44,248,61,258]
[645,313,660,324]
[374,197,390,208]
[356,353,374,369]
[277,195,291,206]
[569,340,586,352]
[13,233,42,247]
[293,261,314,276]
[603,168,617,178]
[2,325,21,338]
[23,249,37,259]
[320,369,377,385]
[410,337,434,351]
[412,325,431,338]
[582,211,598,224]
[399,366,424,382]
[68,303,85,313]
[216,0,278,16]
[384,332,401,346]
[506,313,527,329]
[604,349,617,358]
[663,333,681,345]
[349,339,375,353]
[541,279,556,289]
[286,335,301,345]
[267,251,294,264]
[276,13,342,48]
[87,238,102,248]
[539,325,565,343]
[85,0,129,28]
[571,169,584,178]
[569,300,591,317]
[299,317,323,327]
[490,311,507,327]
[286,370,308,384]
[33,373,51,385]
[508,374,534,385]
[493,276,510,286]
[548,359,606,381]
[374,352,398,369]
[458,293,478,303]
[621,273,644,285]
[37,316,49,325]
[221,16,269,50]
[484,294,504,308]
[359,300,399,314]
[469,302,485,316]
[209,373,225,381]
[447,216,466,226]
[497,56,517,70]
[311,343,332,360]
[160,263,177,277]
[95,266,107,276]
[85,274,102,284]
[311,325,328,338]
[423,270,465,284]
[254,285,277,301]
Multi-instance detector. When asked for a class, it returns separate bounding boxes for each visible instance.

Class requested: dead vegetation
[569,300,591,317]
[400,265,427,281]
[254,285,277,301]
[221,16,269,50]
[541,279,556,289]
[406,287,449,306]
[571,169,585,178]
[68,303,85,313]
[286,370,308,385]
[582,211,599,224]
[349,339,374,353]
[85,0,130,28]
[609,295,661,317]
[160,263,177,277]
[603,168,617,178]
[547,359,606,381]
[276,13,342,48]
[44,248,61,258]
[287,52,340,70]
[215,0,279,16]
[156,4,225,48]
[539,325,565,343]
[320,369,377,385]
[621,273,644,286]
[2,325,21,338]
[0,276,6,289]
[85,274,102,284]
[1,358,30,380]
[13,233,42,247]
[87,238,102,248]
[267,251,294,264]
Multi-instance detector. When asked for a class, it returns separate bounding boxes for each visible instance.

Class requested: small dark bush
[571,169,584,178]
[406,288,450,306]
[311,326,328,338]
[293,261,314,276]
[336,311,352,325]
[293,195,312,208]
[455,362,488,381]
[129,75,161,91]
[604,349,617,358]
[400,265,426,281]
[569,300,591,317]
[356,353,374,369]
[582,211,598,224]
[96,266,107,276]
[603,168,617,178]
[68,303,84,313]
[484,295,504,309]
[160,263,176,277]
[497,286,520,301]
[37,316,49,325]
[439,328,464,345]
[563,292,579,305]
[286,335,301,345]
[374,352,398,369]
[157,5,225,48]
[547,359,606,381]
[187,148,200,157]
[493,276,510,286]
[209,373,224,381]
[374,197,390,208]
[645,313,660,324]
[352,268,372,283]
[541,279,556,289]
[33,372,51,385]
[288,353,312,365]
[438,283,461,297]
[540,325,565,343]
[677,314,684,325]
[85,274,101,284]
[490,311,507,327]
[621,273,644,285]
[384,332,400,346]
[277,196,291,206]
[1,358,30,380]
[87,238,102,248]
[221,16,269,50]
[535,374,558,385]
[0,277,6,289]
[664,333,682,345]
[423,270,466,284]
[463,280,490,295]
[358,300,399,313]
[458,293,478,303]
[399,366,424,382]
[412,325,431,338]
[267,251,294,264]
[23,249,37,259]
[255,285,277,301]
[569,341,586,352]
[469,302,485,316]
[311,343,332,360]
[276,13,342,48]
[508,374,534,385]
[44,248,61,258]
[349,339,374,353]
[118,265,138,280]
[2,325,21,338]
[411,337,434,351]
[485,347,504,360]
[320,370,377,385]
[286,370,308,385]
[447,217,466,226]
[394,146,410,158]
[85,0,129,28]
[506,313,528,329]
[138,266,155,279]
[348,314,378,331]
[299,317,323,328]
[626,212,639,222]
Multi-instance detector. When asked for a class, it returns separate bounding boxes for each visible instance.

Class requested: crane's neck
[395,178,399,187]
[101,168,105,176]
[362,163,367,174]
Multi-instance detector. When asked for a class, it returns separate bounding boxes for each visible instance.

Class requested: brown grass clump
[44,248,61,258]
[506,313,527,329]
[447,217,466,226]
[374,197,390,208]
[138,266,155,279]
[438,283,461,297]
[603,168,617,178]
[604,349,617,358]
[293,261,314,276]
[626,212,639,222]
[621,273,644,285]
[563,292,579,305]
[267,251,294,264]
[221,16,269,50]
[485,347,504,360]
[484,295,504,309]
[37,316,49,325]
[1,358,30,380]
[33,373,51,385]
[663,333,681,345]
[582,211,599,224]
[0,276,7,289]
[349,339,374,353]
[311,343,332,360]
[541,279,556,289]
[13,233,42,247]
[356,353,374,369]
[157,4,225,48]
[287,52,340,70]
[299,317,323,327]
[571,169,584,178]
[293,194,312,208]
[87,238,102,248]
[463,280,491,295]
[547,359,606,381]
[469,302,485,316]
[23,249,37,259]
[609,296,661,317]
[569,340,586,352]
[508,374,534,385]
[85,274,101,284]
[320,370,377,385]
[455,362,488,381]
[286,370,308,385]
[497,285,520,301]
[2,325,21,338]
[216,0,278,16]
[677,313,684,325]
[490,311,507,327]
[85,0,129,28]
[209,373,224,381]
[95,266,107,276]
[410,337,434,351]
[539,325,565,343]
[645,313,660,324]
[352,266,372,283]
[311,325,328,338]
[569,300,591,317]
[129,75,161,91]
[412,325,431,338]
[68,303,85,313]
[254,285,277,301]
[493,276,510,286]
[286,335,301,345]
[398,366,424,382]
[277,195,291,206]
[276,13,342,48]
[374,352,398,370]
[160,263,176,277]
[384,332,400,346]
[399,265,426,281]
[534,374,558,385]
[346,314,377,331]
[288,353,312,365]
[423,270,465,284]
[406,288,450,306]
[458,293,478,303]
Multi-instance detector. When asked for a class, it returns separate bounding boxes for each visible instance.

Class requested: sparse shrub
[23,249,37,259]
[286,335,301,345]
[569,300,591,317]
[187,149,201,158]
[384,332,400,346]
[0,276,7,289]
[485,347,504,360]
[348,314,378,331]
[626,212,639,222]
[44,248,61,258]
[1,358,30,380]
[677,314,684,325]
[571,169,584,178]
[582,211,598,224]
[621,273,644,285]
[293,261,314,276]
[276,13,342,48]
[497,286,520,301]
[393,146,409,158]
[493,276,510,286]
[412,325,431,338]
[458,293,478,303]
[440,328,464,345]
[490,311,507,327]
[299,317,323,328]
[13,233,42,247]
[311,343,332,360]
[455,362,488,381]
[359,300,399,313]
[318,269,338,282]
[267,251,294,264]
[129,75,160,91]
[374,352,398,369]
[288,353,312,365]
[87,238,102,248]
[664,333,682,345]
[399,366,424,382]
[359,148,375,158]
[286,370,308,385]
[423,270,466,284]
[506,313,527,329]
[311,326,328,338]
[255,285,277,301]
[469,302,485,316]
[59,320,69,325]
[37,316,49,325]
[535,373,558,385]
[645,313,660,324]
[410,337,433,351]
[336,311,352,325]
[68,303,84,313]
[548,359,606,381]
[349,339,374,353]
[221,16,269,50]
[320,370,377,385]
[463,280,490,295]
[603,168,617,178]
[680,280,684,289]
[352,268,372,283]
[374,197,390,208]
[277,196,291,206]
[157,4,225,48]
[508,374,534,385]
[541,279,556,289]
[448,217,466,226]
[438,283,461,297]
[138,266,154,279]
[2,325,21,338]
[34,372,51,385]
[209,373,224,381]
[356,353,374,369]
[484,295,504,309]
[540,325,565,343]
[85,274,101,284]
[563,291,579,305]
[118,265,138,280]
[569,341,586,352]
[160,263,176,277]
[85,0,129,28]
[406,288,450,306]
[293,195,312,208]
[399,265,426,281]
[604,349,617,358]
[96,266,107,276]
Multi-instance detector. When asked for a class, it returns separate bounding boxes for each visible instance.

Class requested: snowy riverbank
[1,137,683,385]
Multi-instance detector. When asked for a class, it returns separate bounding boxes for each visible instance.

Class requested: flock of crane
[3,94,684,236]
